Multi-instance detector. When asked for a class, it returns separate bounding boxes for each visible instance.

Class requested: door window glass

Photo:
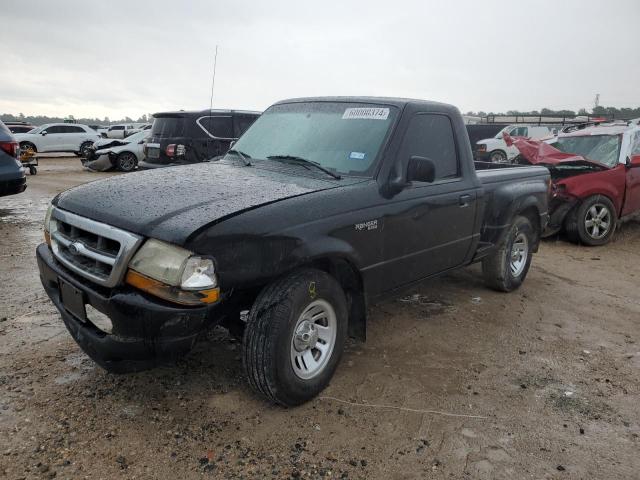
[397,114,459,181]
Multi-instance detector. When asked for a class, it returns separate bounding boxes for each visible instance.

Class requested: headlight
[44,203,53,245]
[126,239,219,305]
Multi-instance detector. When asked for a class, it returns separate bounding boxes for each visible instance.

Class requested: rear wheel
[116,152,137,172]
[565,195,616,246]
[242,269,348,406]
[482,215,534,292]
[489,150,507,163]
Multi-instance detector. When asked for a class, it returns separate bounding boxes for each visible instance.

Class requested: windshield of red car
[551,135,621,167]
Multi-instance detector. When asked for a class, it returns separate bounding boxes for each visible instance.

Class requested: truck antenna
[209,45,219,112]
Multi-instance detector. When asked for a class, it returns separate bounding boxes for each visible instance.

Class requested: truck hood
[55,161,349,244]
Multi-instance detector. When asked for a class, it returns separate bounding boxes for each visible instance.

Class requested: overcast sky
[1,0,638,119]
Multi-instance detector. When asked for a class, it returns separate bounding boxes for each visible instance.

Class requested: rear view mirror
[629,154,640,168]
[407,156,436,183]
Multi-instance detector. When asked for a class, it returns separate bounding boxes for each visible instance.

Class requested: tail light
[0,141,19,158]
[165,144,186,158]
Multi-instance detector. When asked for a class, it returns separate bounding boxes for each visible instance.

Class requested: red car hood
[504,133,609,170]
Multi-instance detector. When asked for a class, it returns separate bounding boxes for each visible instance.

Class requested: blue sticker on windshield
[349,151,366,160]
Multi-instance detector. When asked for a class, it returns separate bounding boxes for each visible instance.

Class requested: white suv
[15,123,101,156]
[476,125,555,163]
[106,124,141,139]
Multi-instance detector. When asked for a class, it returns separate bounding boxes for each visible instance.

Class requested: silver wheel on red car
[290,299,337,380]
[584,203,612,240]
[566,195,616,246]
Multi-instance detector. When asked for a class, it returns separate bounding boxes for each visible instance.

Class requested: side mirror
[407,156,436,183]
[629,154,640,168]
[41,131,48,136]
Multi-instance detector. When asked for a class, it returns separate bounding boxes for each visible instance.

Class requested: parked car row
[82,129,149,172]
[15,123,101,157]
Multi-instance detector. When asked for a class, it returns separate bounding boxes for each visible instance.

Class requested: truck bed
[474,160,548,184]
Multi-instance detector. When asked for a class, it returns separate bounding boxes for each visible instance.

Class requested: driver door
[622,131,640,216]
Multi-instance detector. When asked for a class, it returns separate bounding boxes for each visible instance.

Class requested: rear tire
[242,269,348,406]
[482,215,534,292]
[565,195,616,246]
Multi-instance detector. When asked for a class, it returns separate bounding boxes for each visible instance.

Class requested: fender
[556,165,626,215]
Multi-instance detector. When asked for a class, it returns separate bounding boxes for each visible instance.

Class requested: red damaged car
[506,123,640,245]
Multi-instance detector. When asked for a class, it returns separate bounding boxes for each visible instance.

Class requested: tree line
[465,106,640,119]
[0,113,153,126]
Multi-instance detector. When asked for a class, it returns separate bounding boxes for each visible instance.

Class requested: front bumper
[0,176,27,197]
[36,243,224,373]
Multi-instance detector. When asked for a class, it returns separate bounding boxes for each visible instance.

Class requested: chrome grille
[50,207,143,287]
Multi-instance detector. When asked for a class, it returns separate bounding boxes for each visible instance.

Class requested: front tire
[78,141,93,157]
[116,152,137,172]
[482,215,534,292]
[565,195,616,246]
[489,150,507,163]
[242,269,348,406]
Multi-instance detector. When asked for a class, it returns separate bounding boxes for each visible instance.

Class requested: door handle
[459,194,472,207]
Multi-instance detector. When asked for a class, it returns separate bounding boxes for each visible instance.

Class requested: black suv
[139,109,260,169]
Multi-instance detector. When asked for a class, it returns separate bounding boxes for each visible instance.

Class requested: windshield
[124,130,149,143]
[151,117,185,138]
[552,135,622,167]
[229,102,398,176]
[494,126,510,139]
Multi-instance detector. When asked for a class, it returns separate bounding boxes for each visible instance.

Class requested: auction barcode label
[342,108,390,120]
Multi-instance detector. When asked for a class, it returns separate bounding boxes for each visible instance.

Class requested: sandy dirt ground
[0,157,638,480]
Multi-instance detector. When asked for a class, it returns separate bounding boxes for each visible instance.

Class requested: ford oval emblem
[68,242,83,255]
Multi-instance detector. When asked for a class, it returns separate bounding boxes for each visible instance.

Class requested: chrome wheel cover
[290,299,337,380]
[510,232,528,277]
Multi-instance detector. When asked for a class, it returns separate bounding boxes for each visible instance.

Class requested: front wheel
[242,269,348,406]
[482,215,534,292]
[565,195,616,246]
[78,141,93,157]
[489,150,508,163]
[116,152,137,172]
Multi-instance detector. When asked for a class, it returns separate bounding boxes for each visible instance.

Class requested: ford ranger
[37,97,550,406]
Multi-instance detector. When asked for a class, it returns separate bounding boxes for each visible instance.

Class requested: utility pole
[594,93,600,111]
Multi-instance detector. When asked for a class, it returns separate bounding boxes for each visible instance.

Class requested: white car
[476,125,556,163]
[106,124,144,139]
[15,123,101,156]
[82,130,149,172]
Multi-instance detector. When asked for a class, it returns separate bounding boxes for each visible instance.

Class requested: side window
[510,126,528,137]
[46,126,63,134]
[398,114,459,181]
[68,126,85,133]
[631,132,640,155]
[233,115,259,137]
[199,116,233,138]
[110,126,124,131]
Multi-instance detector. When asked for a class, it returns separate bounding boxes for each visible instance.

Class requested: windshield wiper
[267,155,341,180]
[226,149,252,166]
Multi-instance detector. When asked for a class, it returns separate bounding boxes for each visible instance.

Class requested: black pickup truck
[37,97,550,406]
